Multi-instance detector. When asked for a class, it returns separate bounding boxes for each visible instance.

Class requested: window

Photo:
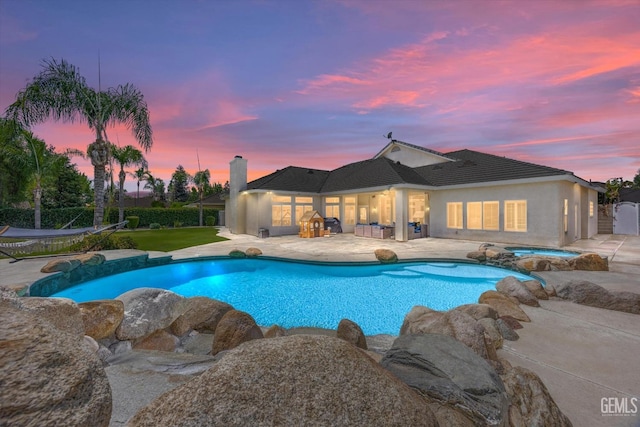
[483,201,499,230]
[564,199,568,233]
[379,194,392,224]
[505,200,527,232]
[467,202,482,230]
[589,201,594,218]
[344,197,356,224]
[271,195,292,227]
[325,197,340,219]
[359,207,368,223]
[409,193,425,223]
[447,202,463,229]
[295,196,313,224]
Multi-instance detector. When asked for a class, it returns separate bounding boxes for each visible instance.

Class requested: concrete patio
[1,230,638,426]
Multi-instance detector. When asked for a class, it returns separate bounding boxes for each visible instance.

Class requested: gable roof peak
[374,139,454,161]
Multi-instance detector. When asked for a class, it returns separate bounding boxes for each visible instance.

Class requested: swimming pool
[51,258,534,335]
[506,247,579,258]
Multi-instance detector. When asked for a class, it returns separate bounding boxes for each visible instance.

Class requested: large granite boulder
[496,276,540,307]
[496,318,520,341]
[478,318,504,349]
[466,250,487,262]
[78,299,125,340]
[169,296,234,336]
[336,318,367,350]
[420,310,493,360]
[264,324,287,338]
[500,365,572,426]
[568,253,608,271]
[127,335,437,426]
[40,257,82,273]
[484,247,514,260]
[20,296,85,337]
[374,248,398,263]
[399,305,444,335]
[245,247,262,257]
[515,256,571,272]
[522,280,549,300]
[479,291,531,322]
[0,288,22,308]
[454,303,498,320]
[74,252,106,266]
[228,249,246,258]
[115,288,187,341]
[554,280,640,314]
[133,330,180,352]
[0,305,112,427]
[381,334,508,426]
[211,309,264,355]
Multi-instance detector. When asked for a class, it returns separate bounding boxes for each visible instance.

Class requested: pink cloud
[297,5,640,115]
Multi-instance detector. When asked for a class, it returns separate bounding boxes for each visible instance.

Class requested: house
[226,140,601,247]
[186,192,227,210]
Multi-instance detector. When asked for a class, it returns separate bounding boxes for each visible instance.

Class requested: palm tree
[193,168,211,226]
[131,167,149,206]
[5,58,153,226]
[111,144,146,223]
[143,172,165,202]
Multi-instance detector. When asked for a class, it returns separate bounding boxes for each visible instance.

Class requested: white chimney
[227,156,247,234]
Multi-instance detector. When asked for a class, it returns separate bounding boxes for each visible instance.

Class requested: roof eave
[433,174,599,190]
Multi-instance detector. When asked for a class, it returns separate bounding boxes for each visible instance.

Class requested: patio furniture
[355,224,394,239]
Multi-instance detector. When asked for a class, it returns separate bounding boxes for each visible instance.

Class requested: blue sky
[1,0,639,190]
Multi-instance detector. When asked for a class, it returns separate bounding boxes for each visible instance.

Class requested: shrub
[173,220,183,228]
[69,234,137,251]
[205,215,216,226]
[149,222,161,229]
[126,216,140,229]
[151,200,165,208]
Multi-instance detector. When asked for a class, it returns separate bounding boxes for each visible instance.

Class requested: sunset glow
[1,0,638,190]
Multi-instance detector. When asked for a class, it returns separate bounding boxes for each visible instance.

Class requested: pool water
[507,248,579,258]
[51,259,534,335]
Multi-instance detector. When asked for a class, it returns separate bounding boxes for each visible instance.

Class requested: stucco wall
[429,181,574,247]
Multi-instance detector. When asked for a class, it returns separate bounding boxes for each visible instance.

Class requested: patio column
[394,189,408,241]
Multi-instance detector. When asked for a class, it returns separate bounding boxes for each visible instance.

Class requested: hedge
[0,207,220,229]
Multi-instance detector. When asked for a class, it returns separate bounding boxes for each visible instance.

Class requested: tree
[169,165,190,203]
[131,166,149,205]
[42,157,92,209]
[5,58,153,226]
[633,169,640,188]
[193,168,211,226]
[0,118,32,207]
[0,124,82,228]
[604,177,633,204]
[111,144,146,223]
[143,172,165,202]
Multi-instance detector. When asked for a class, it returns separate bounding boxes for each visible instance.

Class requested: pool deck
[1,230,639,426]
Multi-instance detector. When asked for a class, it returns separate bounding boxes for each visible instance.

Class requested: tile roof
[320,157,429,192]
[247,166,330,192]
[415,149,572,186]
[246,146,580,193]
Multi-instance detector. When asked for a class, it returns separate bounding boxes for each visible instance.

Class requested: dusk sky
[1,0,639,192]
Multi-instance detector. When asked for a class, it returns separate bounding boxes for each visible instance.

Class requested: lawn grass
[116,227,228,252]
[0,227,228,260]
